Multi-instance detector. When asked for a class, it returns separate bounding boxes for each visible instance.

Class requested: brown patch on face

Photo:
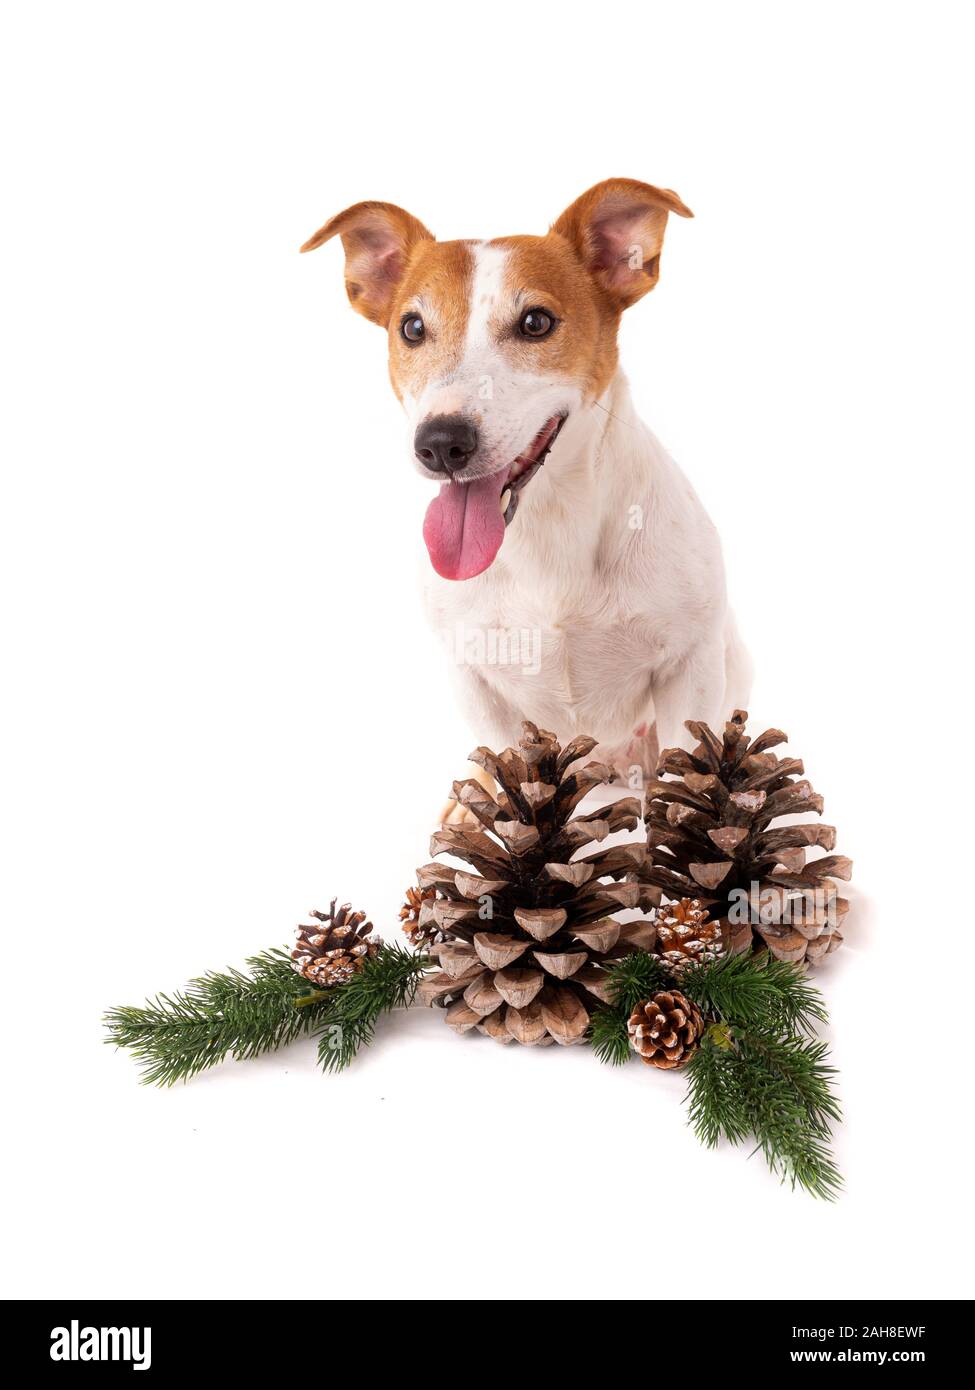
[304,182,689,414]
[387,240,475,402]
[387,234,623,408]
[491,235,623,400]
[551,178,692,310]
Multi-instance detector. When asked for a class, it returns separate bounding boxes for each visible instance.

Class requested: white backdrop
[2,0,971,1300]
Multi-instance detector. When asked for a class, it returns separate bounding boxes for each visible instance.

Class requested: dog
[302,178,751,822]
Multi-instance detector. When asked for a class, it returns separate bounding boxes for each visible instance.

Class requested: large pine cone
[628,990,704,1069]
[291,900,380,987]
[416,721,659,1046]
[644,711,852,964]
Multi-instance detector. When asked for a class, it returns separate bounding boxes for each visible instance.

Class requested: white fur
[465,242,507,352]
[422,375,750,766]
[406,244,582,482]
[409,244,751,769]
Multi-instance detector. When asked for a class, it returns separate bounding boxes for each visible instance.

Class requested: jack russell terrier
[302,178,751,822]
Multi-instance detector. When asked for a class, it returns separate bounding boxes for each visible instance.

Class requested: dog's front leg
[651,641,728,758]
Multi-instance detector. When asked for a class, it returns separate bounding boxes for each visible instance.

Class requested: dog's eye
[401,314,425,344]
[518,308,556,339]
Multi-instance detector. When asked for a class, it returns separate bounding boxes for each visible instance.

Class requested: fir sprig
[105,943,428,1085]
[313,943,429,1072]
[588,948,842,1197]
[587,950,667,1065]
[103,948,324,1086]
[736,1032,841,1138]
[685,1030,843,1200]
[588,1006,632,1066]
[679,950,829,1036]
[603,949,669,1014]
[683,1029,747,1147]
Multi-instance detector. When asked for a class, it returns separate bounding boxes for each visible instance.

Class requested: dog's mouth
[422,414,566,581]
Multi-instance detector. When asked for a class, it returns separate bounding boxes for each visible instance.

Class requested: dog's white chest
[429,579,660,747]
[418,376,731,756]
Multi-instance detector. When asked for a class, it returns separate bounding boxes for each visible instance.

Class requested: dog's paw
[438,797,479,829]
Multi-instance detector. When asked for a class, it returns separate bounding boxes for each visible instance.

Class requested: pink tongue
[423,473,507,580]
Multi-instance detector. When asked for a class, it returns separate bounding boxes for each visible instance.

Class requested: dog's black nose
[414,415,478,475]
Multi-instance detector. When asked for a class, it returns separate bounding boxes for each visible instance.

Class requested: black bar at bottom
[3,1299,963,1378]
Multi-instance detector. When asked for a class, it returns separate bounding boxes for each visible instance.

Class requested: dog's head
[302,179,691,580]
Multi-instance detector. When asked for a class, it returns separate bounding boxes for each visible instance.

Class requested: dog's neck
[491,369,655,584]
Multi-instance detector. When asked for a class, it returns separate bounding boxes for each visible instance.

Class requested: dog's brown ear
[301,201,434,327]
[551,178,692,309]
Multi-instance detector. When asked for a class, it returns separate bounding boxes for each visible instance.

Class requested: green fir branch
[587,950,667,1065]
[684,1029,843,1200]
[680,948,842,1198]
[735,1031,842,1137]
[684,1029,750,1148]
[585,949,843,1197]
[314,943,428,1073]
[105,943,429,1085]
[588,1005,632,1066]
[602,950,669,1014]
[679,950,828,1036]
[103,948,326,1087]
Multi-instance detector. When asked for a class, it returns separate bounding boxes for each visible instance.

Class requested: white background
[2,1,971,1300]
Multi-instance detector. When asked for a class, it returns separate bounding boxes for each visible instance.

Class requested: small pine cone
[291,900,379,988]
[400,884,439,948]
[653,897,724,973]
[628,990,704,1070]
